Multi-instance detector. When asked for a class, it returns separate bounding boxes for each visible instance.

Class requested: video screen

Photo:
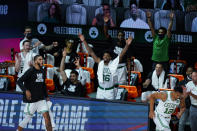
[28,0,197,33]
[0,0,27,62]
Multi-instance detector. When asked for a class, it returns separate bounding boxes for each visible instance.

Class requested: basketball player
[78,33,132,100]
[113,31,128,85]
[149,86,185,131]
[15,40,37,92]
[17,55,52,131]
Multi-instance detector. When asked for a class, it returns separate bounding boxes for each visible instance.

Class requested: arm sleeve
[147,72,153,80]
[43,71,48,98]
[16,68,31,92]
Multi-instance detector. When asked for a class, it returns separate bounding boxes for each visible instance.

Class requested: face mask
[131,14,137,21]
[26,33,33,40]
[158,34,165,39]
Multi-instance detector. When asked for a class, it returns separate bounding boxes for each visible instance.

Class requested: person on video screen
[191,17,197,32]
[112,0,123,8]
[120,1,149,29]
[92,3,115,27]
[42,3,61,24]
[162,0,184,11]
[184,0,197,12]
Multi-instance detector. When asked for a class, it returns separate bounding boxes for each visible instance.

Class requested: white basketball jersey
[99,65,117,88]
[18,51,36,78]
[156,91,180,117]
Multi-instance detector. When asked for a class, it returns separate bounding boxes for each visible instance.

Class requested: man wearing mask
[146,10,174,71]
[92,3,115,27]
[120,2,149,29]
[19,26,44,54]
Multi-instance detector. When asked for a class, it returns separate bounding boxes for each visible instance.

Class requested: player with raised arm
[78,33,132,100]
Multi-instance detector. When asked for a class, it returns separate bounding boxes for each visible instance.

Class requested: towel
[151,70,165,90]
[97,56,119,83]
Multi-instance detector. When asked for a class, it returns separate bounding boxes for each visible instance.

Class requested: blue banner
[0,92,149,131]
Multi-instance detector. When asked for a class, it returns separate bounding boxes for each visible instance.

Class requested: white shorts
[96,87,116,100]
[24,100,49,116]
[153,111,171,131]
[141,91,156,101]
[117,65,127,85]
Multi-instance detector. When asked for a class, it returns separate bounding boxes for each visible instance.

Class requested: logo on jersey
[89,27,99,39]
[145,31,153,43]
[67,85,76,92]
[37,23,47,35]
[35,73,44,82]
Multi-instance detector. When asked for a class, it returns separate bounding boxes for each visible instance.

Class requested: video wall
[28,0,197,33]
[0,0,27,62]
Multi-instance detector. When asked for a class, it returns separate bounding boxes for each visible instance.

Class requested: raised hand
[34,41,42,47]
[62,48,67,57]
[74,57,81,68]
[104,12,111,23]
[78,33,85,42]
[146,10,152,18]
[169,11,174,20]
[126,36,133,46]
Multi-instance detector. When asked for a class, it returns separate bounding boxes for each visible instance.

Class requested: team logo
[37,23,47,35]
[89,27,99,39]
[145,31,153,43]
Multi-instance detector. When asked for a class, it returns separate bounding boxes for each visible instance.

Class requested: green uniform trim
[98,86,114,90]
[117,65,126,69]
[38,110,49,114]
[26,103,33,116]
[157,112,170,129]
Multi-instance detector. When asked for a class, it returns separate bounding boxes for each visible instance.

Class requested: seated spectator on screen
[184,0,197,12]
[42,3,61,24]
[191,17,197,32]
[60,49,86,97]
[92,3,115,27]
[162,0,184,11]
[120,1,149,29]
[112,0,123,8]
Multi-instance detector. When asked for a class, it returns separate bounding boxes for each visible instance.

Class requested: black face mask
[131,14,137,21]
[158,34,165,39]
[26,33,33,40]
